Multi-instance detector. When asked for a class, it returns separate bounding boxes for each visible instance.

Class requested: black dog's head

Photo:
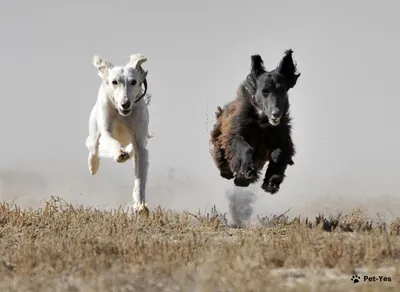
[246,49,301,126]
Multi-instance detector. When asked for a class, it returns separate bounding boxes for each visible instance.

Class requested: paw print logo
[351,275,361,283]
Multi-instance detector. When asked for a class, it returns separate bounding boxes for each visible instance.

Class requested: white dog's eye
[131,80,137,86]
[112,80,118,85]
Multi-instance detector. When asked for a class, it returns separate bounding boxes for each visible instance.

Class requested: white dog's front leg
[98,106,130,164]
[131,136,149,214]
[86,104,101,175]
[86,135,100,175]
[98,131,130,163]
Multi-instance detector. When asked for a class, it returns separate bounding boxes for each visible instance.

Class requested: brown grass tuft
[0,196,399,291]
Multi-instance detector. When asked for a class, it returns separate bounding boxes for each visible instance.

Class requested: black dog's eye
[131,80,137,86]
[112,80,118,85]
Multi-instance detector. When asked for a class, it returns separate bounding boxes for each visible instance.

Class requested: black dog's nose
[121,101,131,109]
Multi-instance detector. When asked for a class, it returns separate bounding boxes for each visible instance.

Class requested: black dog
[210,49,300,194]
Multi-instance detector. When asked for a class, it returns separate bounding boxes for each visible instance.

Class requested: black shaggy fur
[210,49,301,194]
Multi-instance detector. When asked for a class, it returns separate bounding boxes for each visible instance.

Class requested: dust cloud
[226,188,257,227]
[0,1,399,220]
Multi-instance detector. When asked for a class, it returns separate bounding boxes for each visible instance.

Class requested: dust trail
[0,169,49,209]
[226,187,257,227]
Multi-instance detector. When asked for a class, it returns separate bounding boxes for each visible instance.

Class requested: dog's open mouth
[120,109,131,116]
[269,117,281,126]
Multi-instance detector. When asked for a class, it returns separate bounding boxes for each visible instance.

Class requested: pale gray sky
[0,0,399,219]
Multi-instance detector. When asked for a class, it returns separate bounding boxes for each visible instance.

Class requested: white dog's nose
[121,101,131,109]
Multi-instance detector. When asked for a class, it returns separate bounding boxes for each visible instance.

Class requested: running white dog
[85,53,153,214]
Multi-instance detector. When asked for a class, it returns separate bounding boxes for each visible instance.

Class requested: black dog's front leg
[226,135,258,187]
[213,145,234,180]
[261,137,295,194]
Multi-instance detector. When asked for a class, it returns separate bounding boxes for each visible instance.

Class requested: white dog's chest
[112,119,134,147]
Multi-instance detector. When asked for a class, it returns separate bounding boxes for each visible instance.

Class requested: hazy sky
[0,0,399,220]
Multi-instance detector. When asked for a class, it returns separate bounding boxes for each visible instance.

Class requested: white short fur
[85,53,153,213]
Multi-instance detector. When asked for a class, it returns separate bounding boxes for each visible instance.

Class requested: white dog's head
[93,54,148,117]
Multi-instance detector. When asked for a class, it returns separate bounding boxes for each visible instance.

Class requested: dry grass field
[0,196,399,292]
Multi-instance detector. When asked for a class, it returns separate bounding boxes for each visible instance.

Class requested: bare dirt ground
[0,197,399,292]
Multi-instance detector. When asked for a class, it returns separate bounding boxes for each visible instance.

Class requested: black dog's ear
[277,49,301,89]
[250,54,267,78]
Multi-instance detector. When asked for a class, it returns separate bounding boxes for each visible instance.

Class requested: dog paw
[134,202,149,216]
[220,170,234,180]
[124,144,135,158]
[88,153,100,175]
[116,151,131,163]
[262,174,283,194]
[245,166,258,180]
[230,146,256,180]
[234,177,251,187]
[233,165,257,181]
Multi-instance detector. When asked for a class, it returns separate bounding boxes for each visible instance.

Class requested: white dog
[85,53,153,214]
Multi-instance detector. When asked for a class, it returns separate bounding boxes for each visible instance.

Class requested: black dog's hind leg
[210,119,234,180]
[261,135,295,194]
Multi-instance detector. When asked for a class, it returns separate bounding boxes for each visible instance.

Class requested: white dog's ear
[127,54,147,69]
[93,55,114,81]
